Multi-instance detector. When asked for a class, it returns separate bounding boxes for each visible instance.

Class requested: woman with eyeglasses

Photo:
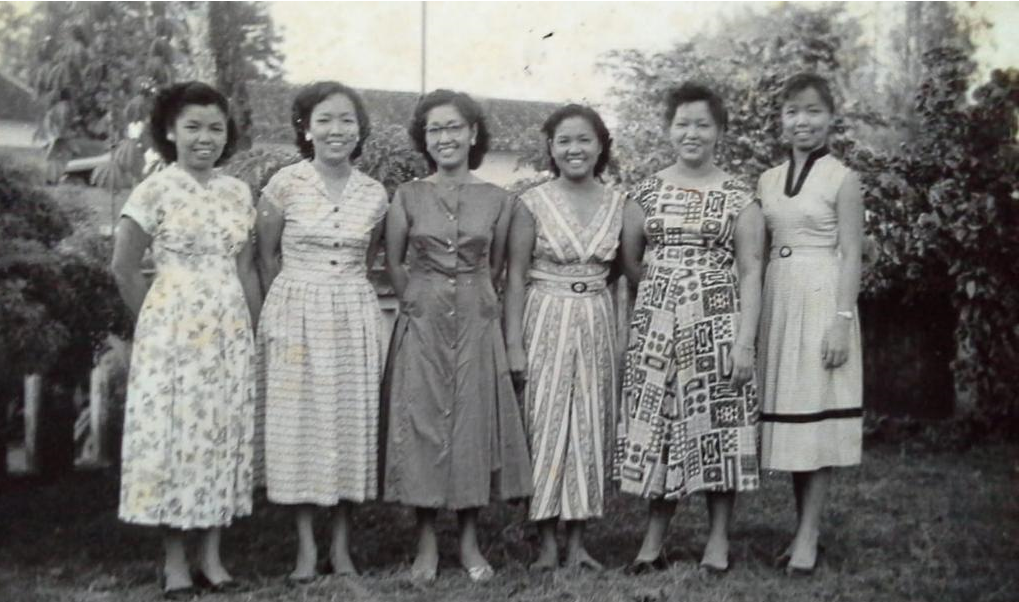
[382,89,532,584]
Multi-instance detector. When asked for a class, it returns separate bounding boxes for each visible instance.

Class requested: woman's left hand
[728,344,755,390]
[821,319,851,369]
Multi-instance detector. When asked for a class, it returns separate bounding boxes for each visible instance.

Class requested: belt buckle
[570,281,588,293]
[779,246,792,258]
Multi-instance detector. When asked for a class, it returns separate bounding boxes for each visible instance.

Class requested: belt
[769,245,837,259]
[528,269,608,294]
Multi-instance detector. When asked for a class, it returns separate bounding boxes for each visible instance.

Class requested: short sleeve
[120,178,161,235]
[369,182,390,227]
[259,171,285,212]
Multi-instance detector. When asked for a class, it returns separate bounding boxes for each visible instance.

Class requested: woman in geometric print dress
[756,73,864,575]
[505,104,623,572]
[255,82,389,582]
[112,82,259,598]
[616,82,765,575]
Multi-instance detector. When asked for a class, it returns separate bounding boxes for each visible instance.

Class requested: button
[447,214,455,221]
[779,246,792,258]
[450,341,456,348]
[447,310,455,317]
[333,242,339,248]
[330,260,337,266]
[448,278,455,285]
[334,223,340,228]
[443,408,451,417]
[571,282,589,293]
[333,207,339,212]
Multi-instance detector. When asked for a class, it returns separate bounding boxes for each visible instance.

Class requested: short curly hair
[779,72,836,113]
[408,89,490,172]
[663,82,728,131]
[149,81,237,166]
[291,81,371,160]
[541,104,612,178]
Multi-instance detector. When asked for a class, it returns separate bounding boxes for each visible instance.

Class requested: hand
[728,343,755,390]
[821,319,851,369]
[508,345,527,394]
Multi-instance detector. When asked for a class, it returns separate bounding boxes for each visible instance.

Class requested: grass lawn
[1,442,1016,602]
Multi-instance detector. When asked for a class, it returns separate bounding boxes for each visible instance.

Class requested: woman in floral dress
[112,82,260,598]
[505,104,622,571]
[616,83,764,574]
[256,81,389,582]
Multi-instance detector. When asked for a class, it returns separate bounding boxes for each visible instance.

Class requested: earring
[304,132,313,142]
[167,133,176,141]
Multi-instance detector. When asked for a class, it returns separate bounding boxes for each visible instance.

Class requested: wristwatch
[836,310,855,321]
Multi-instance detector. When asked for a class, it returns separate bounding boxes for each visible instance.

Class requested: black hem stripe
[760,408,863,423]
[783,146,830,197]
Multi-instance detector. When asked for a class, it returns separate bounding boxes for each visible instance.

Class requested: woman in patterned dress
[756,73,864,575]
[111,82,259,598]
[255,82,388,582]
[383,89,532,583]
[505,104,622,571]
[616,83,764,574]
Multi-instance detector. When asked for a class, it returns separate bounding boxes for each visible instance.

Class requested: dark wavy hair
[779,72,836,113]
[292,81,371,160]
[541,104,612,178]
[149,81,237,165]
[663,82,728,131]
[408,89,490,172]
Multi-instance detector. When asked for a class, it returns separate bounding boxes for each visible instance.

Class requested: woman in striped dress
[256,81,388,582]
[505,105,622,571]
[756,73,864,575]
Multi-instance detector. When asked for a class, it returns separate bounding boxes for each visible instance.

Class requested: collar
[784,146,829,197]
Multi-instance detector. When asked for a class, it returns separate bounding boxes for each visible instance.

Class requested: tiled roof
[249,81,558,152]
[0,71,41,122]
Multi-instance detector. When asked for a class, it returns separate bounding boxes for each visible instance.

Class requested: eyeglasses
[424,122,467,137]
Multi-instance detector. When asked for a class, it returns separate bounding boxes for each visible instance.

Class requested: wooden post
[23,374,42,474]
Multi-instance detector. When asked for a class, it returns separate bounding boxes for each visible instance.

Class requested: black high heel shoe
[623,552,670,576]
[158,570,198,601]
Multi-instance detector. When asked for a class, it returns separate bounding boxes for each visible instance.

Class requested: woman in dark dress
[383,89,532,584]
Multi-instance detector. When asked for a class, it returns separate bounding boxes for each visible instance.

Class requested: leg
[196,527,234,584]
[162,528,192,591]
[634,498,677,562]
[329,502,357,575]
[457,507,491,569]
[788,468,831,570]
[564,520,602,570]
[530,519,559,570]
[701,491,735,570]
[290,505,318,579]
[411,507,439,581]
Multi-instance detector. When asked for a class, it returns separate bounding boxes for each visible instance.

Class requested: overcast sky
[271,1,1019,105]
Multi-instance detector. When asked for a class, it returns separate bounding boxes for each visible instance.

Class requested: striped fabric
[518,183,623,521]
[256,161,389,505]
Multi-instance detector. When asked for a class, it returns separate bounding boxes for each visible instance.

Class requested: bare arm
[619,198,647,285]
[730,202,765,388]
[255,199,284,294]
[110,217,152,321]
[236,237,262,327]
[823,170,864,368]
[489,196,513,286]
[385,190,410,298]
[366,221,384,271]
[504,201,535,375]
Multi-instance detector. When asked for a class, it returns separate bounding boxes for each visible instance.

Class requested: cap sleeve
[120,177,162,235]
[369,180,390,227]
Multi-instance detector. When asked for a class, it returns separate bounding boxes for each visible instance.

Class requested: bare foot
[699,534,730,571]
[530,542,558,572]
[328,547,357,577]
[289,544,317,581]
[564,546,603,571]
[162,564,193,592]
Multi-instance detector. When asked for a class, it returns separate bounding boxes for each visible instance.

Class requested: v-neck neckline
[547,183,610,235]
[784,146,829,197]
[306,160,355,204]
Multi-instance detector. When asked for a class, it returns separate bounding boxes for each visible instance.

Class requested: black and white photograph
[0,1,1016,601]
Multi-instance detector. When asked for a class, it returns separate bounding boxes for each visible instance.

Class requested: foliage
[0,161,129,382]
[0,3,32,81]
[208,1,286,151]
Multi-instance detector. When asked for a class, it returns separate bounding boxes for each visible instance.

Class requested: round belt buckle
[779,246,792,258]
[571,281,588,293]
